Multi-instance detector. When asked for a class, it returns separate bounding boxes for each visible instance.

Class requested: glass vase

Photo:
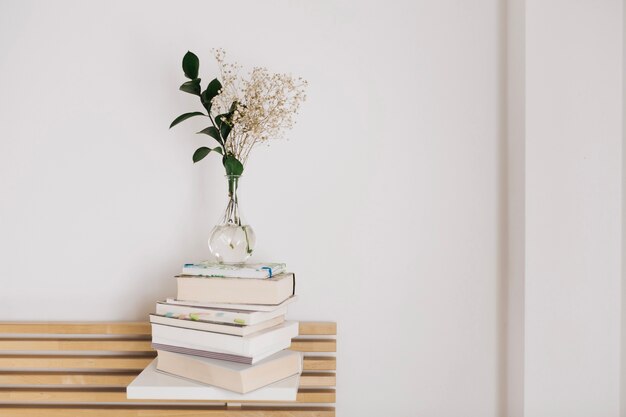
[208,175,256,264]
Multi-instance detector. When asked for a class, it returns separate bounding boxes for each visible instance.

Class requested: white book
[149,314,285,337]
[150,321,299,358]
[153,338,292,365]
[155,301,288,326]
[182,262,286,278]
[176,273,294,305]
[156,349,302,394]
[127,359,299,401]
[165,295,298,312]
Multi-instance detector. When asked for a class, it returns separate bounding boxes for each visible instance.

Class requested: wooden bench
[0,321,336,416]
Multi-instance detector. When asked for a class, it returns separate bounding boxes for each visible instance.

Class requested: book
[150,320,299,358]
[182,262,286,278]
[149,314,285,337]
[176,273,295,305]
[127,359,300,401]
[152,338,291,364]
[164,295,298,312]
[155,301,288,326]
[156,349,302,394]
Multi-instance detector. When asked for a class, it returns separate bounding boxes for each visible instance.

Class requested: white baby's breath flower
[209,50,307,165]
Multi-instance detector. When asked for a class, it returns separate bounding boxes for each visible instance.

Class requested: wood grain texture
[0,339,153,352]
[300,357,336,371]
[0,355,156,370]
[0,371,335,388]
[0,406,335,417]
[0,321,337,415]
[0,388,335,404]
[0,322,334,337]
[299,373,336,388]
[0,323,151,335]
[0,339,334,353]
[0,371,139,386]
[0,356,332,371]
[289,340,336,353]
[297,323,336,336]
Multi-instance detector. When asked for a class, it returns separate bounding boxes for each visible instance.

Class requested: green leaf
[197,126,220,138]
[223,154,244,175]
[197,126,223,144]
[192,147,211,163]
[221,121,232,140]
[182,51,199,80]
[215,113,232,141]
[179,78,201,96]
[169,112,205,129]
[206,78,222,98]
[200,78,222,112]
[193,146,223,163]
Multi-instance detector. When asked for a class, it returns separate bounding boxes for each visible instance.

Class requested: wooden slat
[0,371,335,388]
[0,406,335,417]
[0,323,151,336]
[0,321,337,413]
[289,340,336,353]
[297,323,335,336]
[0,355,156,370]
[302,357,335,371]
[295,389,335,404]
[0,387,335,404]
[0,339,152,352]
[0,322,335,337]
[0,355,332,371]
[0,371,139,386]
[299,373,336,388]
[0,339,333,354]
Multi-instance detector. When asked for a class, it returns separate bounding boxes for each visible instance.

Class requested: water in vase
[208,175,256,264]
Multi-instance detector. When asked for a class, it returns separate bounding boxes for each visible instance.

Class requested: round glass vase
[208,175,256,264]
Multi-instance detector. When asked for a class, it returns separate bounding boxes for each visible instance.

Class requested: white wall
[524,1,623,416]
[6,1,624,416]
[0,1,504,416]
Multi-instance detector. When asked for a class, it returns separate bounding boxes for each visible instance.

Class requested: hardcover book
[164,295,298,312]
[152,339,291,365]
[150,320,299,358]
[127,360,300,401]
[156,349,302,394]
[155,301,288,326]
[149,314,285,337]
[182,262,286,279]
[176,273,295,305]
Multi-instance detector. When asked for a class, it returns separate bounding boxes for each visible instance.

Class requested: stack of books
[149,262,300,395]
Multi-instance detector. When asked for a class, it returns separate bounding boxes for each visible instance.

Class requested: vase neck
[227,175,240,201]
[223,175,242,226]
